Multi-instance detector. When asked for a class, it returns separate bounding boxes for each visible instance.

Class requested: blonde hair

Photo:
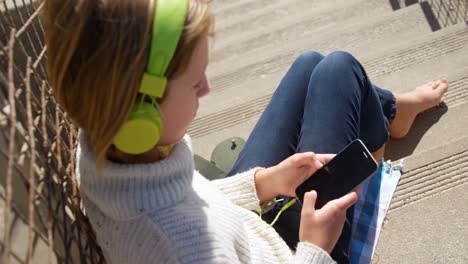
[42,0,214,168]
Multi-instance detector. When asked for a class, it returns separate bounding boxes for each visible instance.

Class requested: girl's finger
[332,191,358,211]
[316,154,335,165]
[301,191,317,214]
[319,191,358,220]
[296,152,319,167]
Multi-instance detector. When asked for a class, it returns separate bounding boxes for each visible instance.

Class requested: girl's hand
[272,152,335,197]
[299,190,358,253]
[254,152,335,203]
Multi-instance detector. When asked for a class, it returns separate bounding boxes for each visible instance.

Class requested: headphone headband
[139,0,188,98]
[112,0,188,154]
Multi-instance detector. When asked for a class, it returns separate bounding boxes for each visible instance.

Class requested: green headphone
[113,0,188,154]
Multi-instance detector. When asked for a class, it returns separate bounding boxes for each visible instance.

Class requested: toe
[441,82,449,93]
[436,80,448,90]
[432,80,442,89]
[435,82,448,100]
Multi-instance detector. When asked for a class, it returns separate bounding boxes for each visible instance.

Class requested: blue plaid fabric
[349,160,403,264]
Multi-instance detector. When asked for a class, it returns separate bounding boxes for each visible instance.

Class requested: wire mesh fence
[389,0,468,31]
[1,0,105,263]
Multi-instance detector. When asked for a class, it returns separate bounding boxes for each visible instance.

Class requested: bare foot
[389,80,449,139]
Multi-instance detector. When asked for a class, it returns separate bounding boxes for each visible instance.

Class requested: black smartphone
[295,139,379,209]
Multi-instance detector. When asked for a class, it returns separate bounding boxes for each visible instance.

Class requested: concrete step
[208,1,418,74]
[390,136,468,211]
[375,182,468,263]
[211,0,253,14]
[359,23,468,84]
[210,0,392,63]
[209,0,393,71]
[213,0,289,31]
[200,4,433,117]
[191,22,468,147]
[376,134,468,263]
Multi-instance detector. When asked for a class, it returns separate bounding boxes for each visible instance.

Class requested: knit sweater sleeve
[211,168,262,212]
[291,242,336,264]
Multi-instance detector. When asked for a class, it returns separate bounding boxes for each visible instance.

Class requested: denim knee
[322,51,361,75]
[291,51,324,73]
[316,51,367,93]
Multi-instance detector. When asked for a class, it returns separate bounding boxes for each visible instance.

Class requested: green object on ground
[194,137,246,180]
[193,154,226,180]
[210,137,246,174]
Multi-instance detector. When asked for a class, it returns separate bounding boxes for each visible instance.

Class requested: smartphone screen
[295,139,379,209]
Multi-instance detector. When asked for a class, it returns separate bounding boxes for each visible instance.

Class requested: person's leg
[369,86,397,161]
[227,51,325,175]
[267,51,395,262]
[374,86,397,128]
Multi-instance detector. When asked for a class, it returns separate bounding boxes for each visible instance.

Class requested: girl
[42,0,448,263]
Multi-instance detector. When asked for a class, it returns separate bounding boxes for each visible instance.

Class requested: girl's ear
[195,73,210,98]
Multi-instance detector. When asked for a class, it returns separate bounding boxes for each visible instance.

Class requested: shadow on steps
[386,102,449,160]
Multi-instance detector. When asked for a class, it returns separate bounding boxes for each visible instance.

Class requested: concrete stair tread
[389,136,468,206]
[214,0,293,31]
[210,0,392,63]
[208,2,425,78]
[211,0,253,14]
[375,183,468,263]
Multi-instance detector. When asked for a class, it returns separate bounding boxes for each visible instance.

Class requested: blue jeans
[227,51,396,263]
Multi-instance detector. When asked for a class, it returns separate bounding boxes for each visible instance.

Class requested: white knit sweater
[76,134,335,264]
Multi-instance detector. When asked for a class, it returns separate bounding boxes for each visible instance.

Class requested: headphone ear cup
[113,102,162,154]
